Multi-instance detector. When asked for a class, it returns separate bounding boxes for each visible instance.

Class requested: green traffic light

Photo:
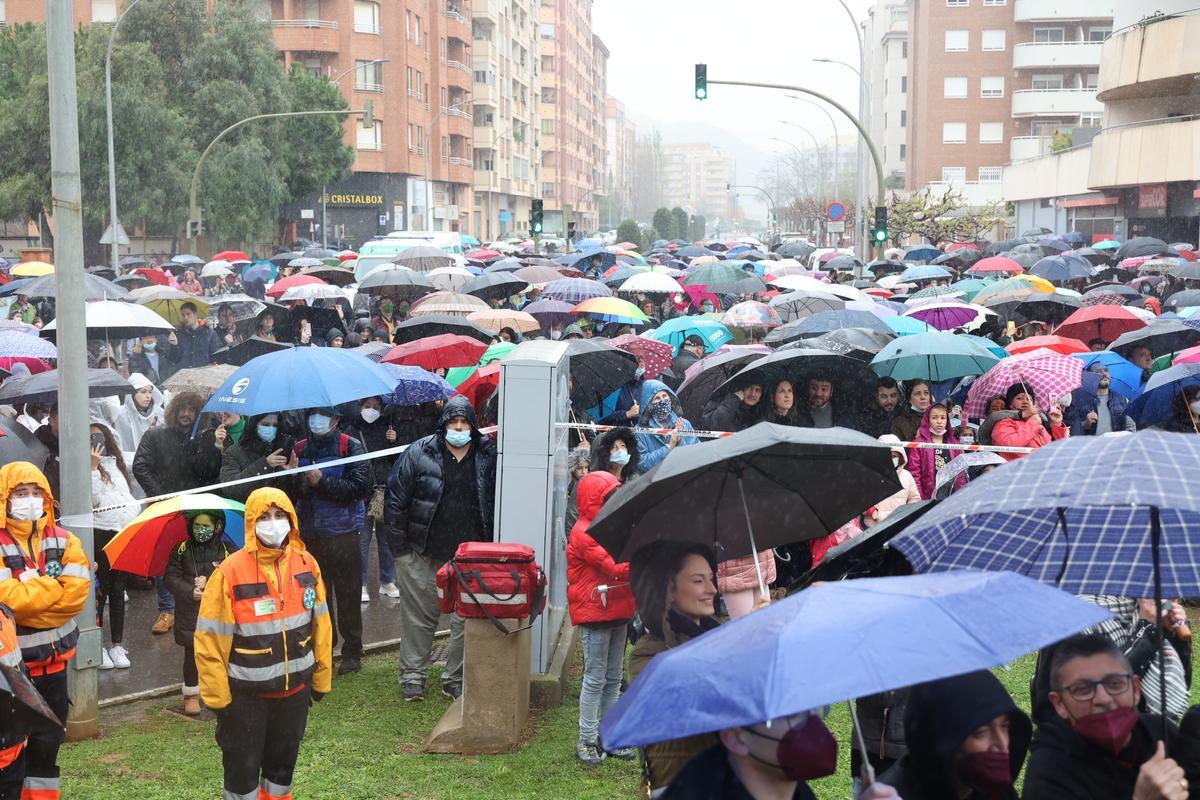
[695,87,707,100]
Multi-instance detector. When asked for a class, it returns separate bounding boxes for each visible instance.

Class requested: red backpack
[436,542,547,635]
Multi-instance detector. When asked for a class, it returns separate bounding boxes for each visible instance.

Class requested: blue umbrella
[242,261,275,284]
[884,315,935,337]
[600,571,1110,749]
[460,234,481,247]
[202,347,397,416]
[541,278,612,304]
[904,245,943,261]
[898,264,952,283]
[1030,255,1093,282]
[0,331,57,359]
[649,317,733,355]
[871,331,1000,381]
[959,334,1009,359]
[575,240,603,252]
[558,250,616,273]
[378,364,457,406]
[1124,363,1200,427]
[1072,351,1144,398]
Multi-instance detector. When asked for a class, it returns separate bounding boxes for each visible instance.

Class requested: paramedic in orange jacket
[195,487,332,800]
[0,462,90,800]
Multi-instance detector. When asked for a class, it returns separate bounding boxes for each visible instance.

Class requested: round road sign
[826,202,846,222]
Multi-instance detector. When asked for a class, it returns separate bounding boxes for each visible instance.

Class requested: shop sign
[320,193,385,207]
[1138,184,1168,210]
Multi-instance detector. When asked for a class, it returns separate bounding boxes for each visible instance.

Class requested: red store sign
[1138,183,1168,210]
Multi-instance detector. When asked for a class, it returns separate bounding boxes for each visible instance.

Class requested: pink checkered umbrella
[964,348,1084,418]
[606,333,674,380]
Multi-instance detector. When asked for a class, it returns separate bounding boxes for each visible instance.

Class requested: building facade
[862,0,910,188]
[605,96,636,231]
[660,143,736,225]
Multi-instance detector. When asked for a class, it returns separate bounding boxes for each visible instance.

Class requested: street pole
[104,0,142,274]
[47,0,99,740]
[486,126,513,242]
[423,97,474,233]
[729,183,778,235]
[784,95,840,207]
[833,0,868,260]
[325,58,389,248]
[769,136,823,243]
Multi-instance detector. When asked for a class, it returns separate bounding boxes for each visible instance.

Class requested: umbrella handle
[736,474,768,599]
[849,699,876,789]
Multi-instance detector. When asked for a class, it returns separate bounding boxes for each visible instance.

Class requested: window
[899,143,906,161]
[983,0,1006,4]
[542,182,556,198]
[979,122,1004,143]
[407,123,415,151]
[406,66,415,95]
[1088,26,1112,42]
[355,60,383,91]
[1085,73,1099,90]
[981,29,1006,51]
[978,166,1003,183]
[902,40,907,58]
[405,9,412,39]
[1032,73,1064,91]
[541,118,556,135]
[946,0,967,5]
[942,167,966,183]
[414,14,422,45]
[981,76,1005,97]
[943,122,967,143]
[1079,112,1103,127]
[357,121,382,151]
[354,1,380,33]
[944,77,968,98]
[92,0,117,22]
[1033,27,1065,43]
[539,22,555,39]
[901,76,907,93]
[303,58,322,79]
[302,0,317,20]
[900,109,907,127]
[945,30,968,51]
[541,87,557,104]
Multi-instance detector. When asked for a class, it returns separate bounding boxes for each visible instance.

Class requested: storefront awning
[1059,196,1121,209]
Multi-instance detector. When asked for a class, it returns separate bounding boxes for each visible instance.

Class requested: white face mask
[1190,400,1200,415]
[1059,394,1073,408]
[255,517,291,548]
[361,407,381,424]
[8,496,44,522]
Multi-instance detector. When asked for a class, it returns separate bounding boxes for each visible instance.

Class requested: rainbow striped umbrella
[103,494,245,577]
[573,297,650,325]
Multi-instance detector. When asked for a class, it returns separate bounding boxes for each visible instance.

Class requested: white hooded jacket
[113,372,165,454]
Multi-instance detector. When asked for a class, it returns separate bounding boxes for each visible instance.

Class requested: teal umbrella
[950,278,995,302]
[884,316,935,337]
[871,331,1001,381]
[649,317,733,355]
[959,334,1010,359]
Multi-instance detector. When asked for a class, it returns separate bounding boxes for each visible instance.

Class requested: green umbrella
[950,278,994,302]
[446,365,477,387]
[681,263,767,293]
[479,341,516,365]
[907,285,962,301]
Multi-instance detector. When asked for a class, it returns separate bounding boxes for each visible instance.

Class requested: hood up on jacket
[438,395,479,432]
[243,487,304,554]
[126,372,164,413]
[637,379,683,426]
[575,470,621,522]
[915,405,960,445]
[0,461,56,530]
[878,433,908,468]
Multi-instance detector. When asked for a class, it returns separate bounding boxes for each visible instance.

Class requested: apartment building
[605,96,637,229]
[660,143,735,224]
[471,0,540,240]
[862,0,910,187]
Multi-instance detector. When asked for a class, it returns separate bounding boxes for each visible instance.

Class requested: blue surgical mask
[257,424,278,443]
[610,449,630,466]
[307,413,333,436]
[143,341,157,352]
[445,428,472,447]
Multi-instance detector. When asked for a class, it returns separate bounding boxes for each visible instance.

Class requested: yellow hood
[0,461,56,529]
[242,487,304,553]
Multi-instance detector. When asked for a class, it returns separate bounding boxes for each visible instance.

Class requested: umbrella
[541,278,613,304]
[266,274,325,300]
[1168,262,1200,281]
[484,257,524,274]
[992,292,1082,325]
[675,348,770,422]
[378,364,457,406]
[382,334,488,371]
[682,263,767,293]
[0,368,132,405]
[391,314,493,344]
[206,294,266,320]
[1110,320,1200,360]
[201,347,397,416]
[599,571,1110,750]
[897,265,952,283]
[871,332,1000,382]
[1054,305,1146,344]
[802,328,895,361]
[1072,351,1144,398]
[268,252,302,266]
[1115,236,1168,261]
[213,337,293,367]
[201,260,234,279]
[649,317,734,354]
[1092,239,1122,251]
[424,265,474,292]
[906,285,962,301]
[162,364,238,396]
[1029,255,1093,283]
[967,256,1024,275]
[286,258,325,270]
[465,248,503,263]
[1164,290,1200,311]
[713,347,879,405]
[1006,335,1089,356]
[963,349,1084,418]
[213,250,249,262]
[825,254,864,272]
[277,283,345,304]
[521,299,576,327]
[10,261,54,277]
[903,245,943,261]
[561,251,617,274]
[606,334,674,381]
[676,245,714,259]
[127,286,212,327]
[789,310,893,338]
[409,291,490,318]
[1124,363,1200,427]
[0,413,49,467]
[103,494,244,577]
[572,297,649,325]
[616,272,684,296]
[462,272,529,301]
[356,266,436,300]
[933,451,1007,499]
[563,339,638,411]
[902,301,985,331]
[132,268,170,286]
[512,265,563,285]
[884,315,935,336]
[767,291,845,323]
[0,331,56,360]
[467,308,540,333]
[0,662,65,734]
[8,272,127,301]
[348,342,391,362]
[721,301,781,329]
[298,265,356,287]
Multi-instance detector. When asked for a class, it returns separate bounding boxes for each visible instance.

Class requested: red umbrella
[1176,249,1198,262]
[212,250,249,262]
[817,251,841,263]
[338,251,358,262]
[1054,305,1147,344]
[617,241,638,249]
[465,248,502,262]
[968,256,1024,275]
[381,334,488,371]
[682,285,719,310]
[266,274,326,299]
[607,334,673,380]
[133,267,170,286]
[458,363,500,411]
[1006,335,1089,356]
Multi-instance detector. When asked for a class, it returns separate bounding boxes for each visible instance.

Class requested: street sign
[99,222,129,246]
[300,209,314,219]
[827,220,845,233]
[826,202,846,222]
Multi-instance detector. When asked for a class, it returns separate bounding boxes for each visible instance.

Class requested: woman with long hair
[90,422,140,670]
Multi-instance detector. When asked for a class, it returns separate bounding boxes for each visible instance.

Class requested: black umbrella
[1029,256,1092,283]
[278,305,343,344]
[86,265,118,281]
[677,245,714,259]
[213,336,294,367]
[0,413,49,466]
[300,265,356,286]
[789,500,935,592]
[392,314,493,344]
[1169,262,1200,281]
[825,255,865,272]
[588,424,901,591]
[119,256,147,268]
[1084,282,1140,300]
[1164,290,1200,311]
[867,259,907,275]
[800,327,895,361]
[113,273,153,289]
[0,369,131,405]
[357,265,437,300]
[1116,236,1169,261]
[269,251,302,266]
[301,247,338,260]
[484,257,524,273]
[563,338,638,411]
[712,348,879,404]
[462,271,529,301]
[0,664,63,735]
[1069,248,1110,266]
[1109,320,1200,359]
[931,253,964,268]
[984,238,1025,256]
[987,293,1081,325]
[777,241,815,259]
[10,272,128,300]
[676,349,770,423]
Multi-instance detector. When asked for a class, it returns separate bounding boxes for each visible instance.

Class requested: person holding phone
[89,423,140,671]
[218,413,298,504]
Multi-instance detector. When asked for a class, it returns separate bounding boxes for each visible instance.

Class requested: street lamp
[728,183,778,234]
[423,96,474,232]
[784,95,840,204]
[104,0,143,273]
[331,57,390,86]
[812,55,870,258]
[774,125,826,197]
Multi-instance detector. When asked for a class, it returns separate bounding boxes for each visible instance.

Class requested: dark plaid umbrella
[1109,320,1200,359]
[391,314,493,344]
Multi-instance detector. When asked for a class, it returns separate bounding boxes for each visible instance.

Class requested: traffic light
[694,64,707,100]
[531,199,544,235]
[187,214,204,239]
[362,100,375,129]
[872,205,888,246]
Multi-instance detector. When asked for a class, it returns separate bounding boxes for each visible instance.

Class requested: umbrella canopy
[616,271,684,296]
[599,571,1110,750]
[1125,363,1200,427]
[793,500,936,591]
[589,424,898,565]
[963,349,1084,417]
[897,265,952,283]
[277,283,345,304]
[0,368,132,405]
[1029,255,1093,282]
[903,245,943,261]
[767,290,845,324]
[40,300,174,342]
[425,266,475,292]
[391,314,493,344]
[466,308,540,333]
[162,364,239,396]
[0,331,56,360]
[825,254,864,272]
[902,301,986,331]
[791,309,893,338]
[104,494,244,577]
[356,265,437,300]
[0,413,49,466]
[802,328,895,361]
[1110,320,1200,360]
[461,271,529,301]
[212,337,293,367]
[542,278,613,304]
[682,263,768,293]
[713,348,880,406]
[1164,290,1200,312]
[967,256,1024,275]
[265,274,326,300]
[299,265,356,287]
[1115,236,1168,261]
[206,294,266,320]
[563,338,638,411]
[675,347,770,422]
[201,260,233,279]
[10,261,54,277]
[1006,334,1089,356]
[521,298,576,327]
[572,297,649,325]
[393,246,455,272]
[9,272,127,300]
[1054,304,1147,344]
[378,364,457,407]
[409,291,491,318]
[201,347,397,416]
[606,334,673,381]
[381,333,488,371]
[884,315,936,336]
[512,265,563,285]
[127,286,212,326]
[1072,351,1144,398]
[721,301,781,329]
[871,331,1001,382]
[649,317,734,354]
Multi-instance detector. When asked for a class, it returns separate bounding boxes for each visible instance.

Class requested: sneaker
[109,645,131,669]
[576,742,605,766]
[337,657,361,675]
[441,684,462,701]
[151,611,174,634]
[360,587,370,603]
[99,648,114,670]
[378,582,400,599]
[403,683,425,702]
[605,746,638,761]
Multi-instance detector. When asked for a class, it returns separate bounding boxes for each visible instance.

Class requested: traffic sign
[826,202,846,222]
[99,222,129,246]
[827,220,845,233]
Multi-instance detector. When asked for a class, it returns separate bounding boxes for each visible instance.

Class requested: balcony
[1013,41,1102,69]
[270,19,339,54]
[1098,11,1200,101]
[1087,115,1200,189]
[473,38,496,62]
[443,4,469,28]
[1011,88,1103,117]
[472,82,497,106]
[1010,135,1055,161]
[1014,0,1114,22]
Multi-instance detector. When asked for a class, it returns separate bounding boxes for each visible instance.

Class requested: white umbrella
[824,284,871,302]
[201,260,233,278]
[278,283,346,303]
[877,275,917,291]
[426,266,475,292]
[617,272,684,295]
[41,299,173,340]
[768,274,829,293]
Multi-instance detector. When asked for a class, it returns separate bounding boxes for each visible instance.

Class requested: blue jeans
[360,487,395,586]
[155,575,175,612]
[578,621,627,746]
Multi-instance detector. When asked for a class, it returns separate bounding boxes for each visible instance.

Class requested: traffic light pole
[703,76,887,261]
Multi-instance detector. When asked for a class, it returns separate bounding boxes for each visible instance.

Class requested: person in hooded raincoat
[633,379,698,474]
[865,435,922,528]
[0,462,90,800]
[907,404,960,501]
[112,372,165,456]
[195,487,332,800]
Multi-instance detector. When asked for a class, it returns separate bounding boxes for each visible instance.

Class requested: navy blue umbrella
[378,364,457,406]
[600,571,1110,749]
[558,251,617,274]
[904,245,943,261]
[1125,363,1200,428]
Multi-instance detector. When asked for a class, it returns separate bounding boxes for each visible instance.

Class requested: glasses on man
[1058,672,1133,702]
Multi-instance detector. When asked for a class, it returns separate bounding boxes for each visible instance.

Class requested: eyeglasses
[1057,672,1133,702]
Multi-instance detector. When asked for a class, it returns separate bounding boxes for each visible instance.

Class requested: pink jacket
[991,414,1068,460]
[717,550,777,594]
[906,408,962,500]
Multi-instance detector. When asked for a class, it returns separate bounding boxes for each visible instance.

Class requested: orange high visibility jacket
[0,603,26,769]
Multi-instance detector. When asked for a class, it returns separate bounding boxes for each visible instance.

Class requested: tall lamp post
[784,96,840,204]
[769,137,823,243]
[324,58,390,246]
[423,96,474,232]
[104,0,143,272]
[812,56,870,258]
